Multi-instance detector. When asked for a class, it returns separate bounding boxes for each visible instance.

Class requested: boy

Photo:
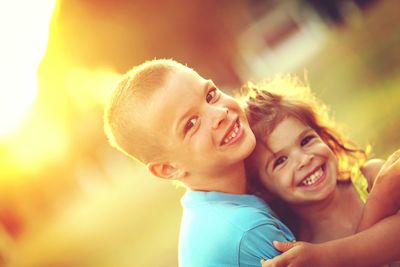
[103,59,295,266]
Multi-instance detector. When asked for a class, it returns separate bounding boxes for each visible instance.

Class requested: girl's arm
[358,150,400,231]
[262,214,400,267]
[261,152,400,267]
[360,158,384,192]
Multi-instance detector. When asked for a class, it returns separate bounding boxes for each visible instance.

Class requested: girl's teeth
[301,167,323,186]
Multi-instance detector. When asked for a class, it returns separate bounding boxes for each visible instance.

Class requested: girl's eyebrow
[265,156,273,173]
[263,147,275,172]
[297,128,314,142]
[266,150,281,171]
[268,144,287,160]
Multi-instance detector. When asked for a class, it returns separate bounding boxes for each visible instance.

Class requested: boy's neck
[188,162,248,194]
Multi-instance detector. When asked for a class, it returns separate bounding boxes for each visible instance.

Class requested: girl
[242,76,400,265]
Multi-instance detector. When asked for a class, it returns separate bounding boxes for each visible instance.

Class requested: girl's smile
[298,164,326,188]
[243,78,380,248]
[251,116,338,204]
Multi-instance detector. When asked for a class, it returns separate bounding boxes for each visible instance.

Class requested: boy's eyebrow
[173,81,212,137]
[206,79,215,88]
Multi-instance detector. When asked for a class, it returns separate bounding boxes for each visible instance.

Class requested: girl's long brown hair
[241,75,367,232]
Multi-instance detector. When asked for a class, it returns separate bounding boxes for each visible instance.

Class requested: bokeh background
[0,0,399,266]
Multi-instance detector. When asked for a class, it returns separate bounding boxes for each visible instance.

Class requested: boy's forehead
[165,66,209,97]
[146,67,208,132]
[170,66,204,85]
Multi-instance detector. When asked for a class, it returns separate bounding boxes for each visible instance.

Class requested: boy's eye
[206,88,217,103]
[301,135,315,146]
[273,156,287,169]
[184,116,198,134]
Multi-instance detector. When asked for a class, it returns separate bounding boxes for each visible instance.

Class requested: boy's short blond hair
[104,59,186,163]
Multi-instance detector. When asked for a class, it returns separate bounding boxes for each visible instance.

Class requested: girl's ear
[147,162,187,180]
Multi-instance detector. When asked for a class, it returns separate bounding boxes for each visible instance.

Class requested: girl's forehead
[259,116,304,138]
[265,117,309,147]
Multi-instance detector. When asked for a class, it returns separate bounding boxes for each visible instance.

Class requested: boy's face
[146,66,255,188]
[252,116,338,205]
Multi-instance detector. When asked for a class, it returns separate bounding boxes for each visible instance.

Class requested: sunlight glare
[0,0,56,137]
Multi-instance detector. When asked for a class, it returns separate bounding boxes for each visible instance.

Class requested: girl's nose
[297,153,314,170]
[212,107,229,129]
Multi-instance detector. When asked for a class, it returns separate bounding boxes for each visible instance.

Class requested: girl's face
[252,116,338,205]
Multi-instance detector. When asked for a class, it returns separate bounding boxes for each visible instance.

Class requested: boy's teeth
[301,167,323,186]
[222,121,240,145]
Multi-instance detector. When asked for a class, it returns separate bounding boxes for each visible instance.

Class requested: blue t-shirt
[179,191,295,267]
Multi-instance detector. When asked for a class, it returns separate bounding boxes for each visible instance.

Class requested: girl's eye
[206,88,217,103]
[301,135,315,146]
[273,156,287,169]
[184,117,198,134]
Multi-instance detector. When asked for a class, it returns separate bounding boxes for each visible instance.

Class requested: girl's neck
[292,182,364,243]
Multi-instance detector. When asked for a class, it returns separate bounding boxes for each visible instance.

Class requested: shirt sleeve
[238,223,292,267]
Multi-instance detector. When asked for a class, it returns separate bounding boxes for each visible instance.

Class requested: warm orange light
[0,0,122,179]
[65,67,121,110]
[0,0,56,137]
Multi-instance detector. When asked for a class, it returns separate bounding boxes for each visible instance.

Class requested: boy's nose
[212,107,229,129]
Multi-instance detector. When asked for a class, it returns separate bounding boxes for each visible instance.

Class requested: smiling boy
[104,59,294,266]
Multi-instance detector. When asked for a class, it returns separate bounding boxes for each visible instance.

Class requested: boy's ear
[147,162,187,180]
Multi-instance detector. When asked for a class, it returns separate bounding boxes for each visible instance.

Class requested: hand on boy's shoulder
[260,241,338,267]
[218,203,295,263]
[240,223,293,263]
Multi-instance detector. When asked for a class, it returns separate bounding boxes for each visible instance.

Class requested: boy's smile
[221,118,246,146]
[146,65,256,192]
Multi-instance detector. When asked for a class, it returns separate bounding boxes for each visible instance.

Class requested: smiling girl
[243,76,400,266]
[244,76,380,242]
[245,77,399,266]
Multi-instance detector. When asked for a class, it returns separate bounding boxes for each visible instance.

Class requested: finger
[261,258,269,267]
[261,256,287,267]
[273,240,297,252]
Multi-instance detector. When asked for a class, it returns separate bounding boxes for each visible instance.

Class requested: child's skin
[143,63,256,192]
[104,59,295,266]
[254,116,400,266]
[105,60,399,266]
[251,116,369,242]
[242,82,400,266]
[263,213,400,267]
[357,150,400,231]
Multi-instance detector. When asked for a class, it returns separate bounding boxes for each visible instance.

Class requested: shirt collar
[181,191,270,211]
